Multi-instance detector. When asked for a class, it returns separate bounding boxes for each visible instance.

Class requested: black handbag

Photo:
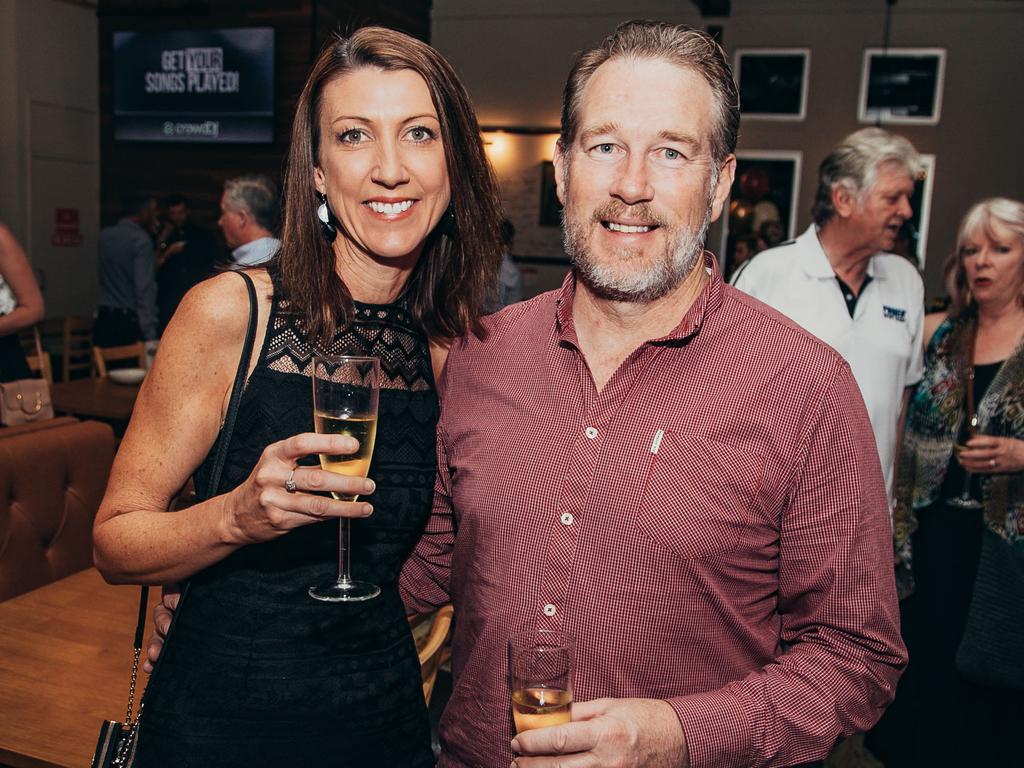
[955,527,1024,691]
[92,271,259,767]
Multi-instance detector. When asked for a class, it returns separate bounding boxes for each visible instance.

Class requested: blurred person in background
[486,217,523,311]
[726,233,758,280]
[95,193,160,346]
[156,194,216,333]
[217,174,281,268]
[0,223,44,381]
[93,26,501,767]
[870,197,1024,767]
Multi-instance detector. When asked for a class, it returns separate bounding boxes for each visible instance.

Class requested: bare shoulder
[0,223,25,265]
[923,311,948,347]
[171,269,269,339]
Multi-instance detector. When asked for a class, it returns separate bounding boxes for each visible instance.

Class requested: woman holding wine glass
[93,27,502,766]
[869,197,1024,767]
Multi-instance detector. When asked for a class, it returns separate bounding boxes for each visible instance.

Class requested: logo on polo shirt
[883,305,907,321]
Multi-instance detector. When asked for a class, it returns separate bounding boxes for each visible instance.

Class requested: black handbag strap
[124,269,260,717]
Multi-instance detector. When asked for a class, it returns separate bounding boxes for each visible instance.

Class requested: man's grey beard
[563,190,715,303]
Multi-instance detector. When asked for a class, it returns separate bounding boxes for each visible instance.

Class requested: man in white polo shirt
[733,128,925,506]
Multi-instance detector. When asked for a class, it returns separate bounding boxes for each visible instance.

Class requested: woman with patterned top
[93,27,502,766]
[868,198,1024,767]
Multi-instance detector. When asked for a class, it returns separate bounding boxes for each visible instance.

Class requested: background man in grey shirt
[96,193,160,346]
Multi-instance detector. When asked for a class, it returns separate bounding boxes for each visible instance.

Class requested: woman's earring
[438,203,459,240]
[316,193,336,242]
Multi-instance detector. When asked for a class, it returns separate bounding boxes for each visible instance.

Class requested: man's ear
[832,183,858,219]
[551,140,568,206]
[709,154,736,223]
[313,166,326,197]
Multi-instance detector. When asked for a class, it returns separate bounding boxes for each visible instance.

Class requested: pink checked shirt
[400,257,906,768]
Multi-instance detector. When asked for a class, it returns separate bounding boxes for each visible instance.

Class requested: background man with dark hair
[95,192,160,346]
[156,194,216,333]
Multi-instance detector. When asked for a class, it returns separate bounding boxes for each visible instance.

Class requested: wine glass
[947,414,984,510]
[508,629,574,734]
[309,355,381,602]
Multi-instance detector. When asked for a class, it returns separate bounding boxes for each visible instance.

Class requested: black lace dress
[136,282,438,767]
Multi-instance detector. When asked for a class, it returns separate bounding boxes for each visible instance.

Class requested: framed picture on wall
[734,49,810,121]
[903,153,936,269]
[538,161,563,227]
[858,48,946,125]
[718,151,802,279]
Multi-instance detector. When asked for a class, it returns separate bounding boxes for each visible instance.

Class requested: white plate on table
[108,368,146,385]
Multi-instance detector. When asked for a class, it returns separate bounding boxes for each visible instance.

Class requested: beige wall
[0,0,100,318]
[433,0,1024,299]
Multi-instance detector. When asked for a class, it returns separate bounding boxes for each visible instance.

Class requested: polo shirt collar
[554,251,725,347]
[799,224,881,281]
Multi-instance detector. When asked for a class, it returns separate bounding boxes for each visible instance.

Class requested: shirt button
[543,603,557,617]
[584,427,598,439]
[560,512,574,526]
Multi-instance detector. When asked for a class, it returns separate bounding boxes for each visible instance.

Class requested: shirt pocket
[634,433,763,560]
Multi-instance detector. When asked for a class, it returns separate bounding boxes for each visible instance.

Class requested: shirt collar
[232,236,280,267]
[800,224,882,281]
[554,251,725,347]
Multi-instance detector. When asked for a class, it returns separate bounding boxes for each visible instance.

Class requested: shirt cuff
[667,687,751,768]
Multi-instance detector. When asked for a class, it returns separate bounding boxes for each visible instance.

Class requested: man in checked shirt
[400,20,906,768]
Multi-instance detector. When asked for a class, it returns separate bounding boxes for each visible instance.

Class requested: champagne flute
[947,414,984,510]
[509,629,574,734]
[309,355,381,602]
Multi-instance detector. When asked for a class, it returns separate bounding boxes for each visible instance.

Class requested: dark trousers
[93,306,142,348]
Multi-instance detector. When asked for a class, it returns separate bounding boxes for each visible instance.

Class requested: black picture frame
[734,49,809,121]
[858,48,946,125]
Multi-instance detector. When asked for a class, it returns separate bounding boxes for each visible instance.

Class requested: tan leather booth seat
[0,418,115,601]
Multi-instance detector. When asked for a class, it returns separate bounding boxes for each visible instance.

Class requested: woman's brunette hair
[275,26,502,344]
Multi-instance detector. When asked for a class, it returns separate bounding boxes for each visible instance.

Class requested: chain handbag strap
[112,271,259,760]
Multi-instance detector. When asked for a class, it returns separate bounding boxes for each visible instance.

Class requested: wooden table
[0,569,158,768]
[50,379,140,422]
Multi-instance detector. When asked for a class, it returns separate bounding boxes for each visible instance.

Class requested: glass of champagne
[947,414,984,510]
[509,629,574,734]
[309,355,381,602]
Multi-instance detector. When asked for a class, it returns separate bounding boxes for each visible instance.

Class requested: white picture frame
[909,154,936,269]
[734,48,810,121]
[858,48,946,126]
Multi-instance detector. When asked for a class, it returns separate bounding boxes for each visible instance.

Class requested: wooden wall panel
[97,0,431,237]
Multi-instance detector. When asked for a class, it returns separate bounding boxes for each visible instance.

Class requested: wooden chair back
[62,315,94,381]
[25,350,53,386]
[410,604,455,705]
[92,342,145,378]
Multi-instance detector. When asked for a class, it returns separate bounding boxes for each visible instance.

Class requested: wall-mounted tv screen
[113,27,274,143]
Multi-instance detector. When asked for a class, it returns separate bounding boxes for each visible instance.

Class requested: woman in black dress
[0,223,44,382]
[93,27,502,766]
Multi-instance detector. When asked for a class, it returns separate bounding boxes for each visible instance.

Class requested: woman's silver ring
[284,468,298,493]
[989,458,996,468]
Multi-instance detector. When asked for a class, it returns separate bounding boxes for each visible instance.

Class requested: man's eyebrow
[658,130,702,150]
[578,123,619,145]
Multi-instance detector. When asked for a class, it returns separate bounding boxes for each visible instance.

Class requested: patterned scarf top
[893,312,1024,598]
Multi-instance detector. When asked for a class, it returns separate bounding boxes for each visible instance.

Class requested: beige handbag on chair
[1,327,54,426]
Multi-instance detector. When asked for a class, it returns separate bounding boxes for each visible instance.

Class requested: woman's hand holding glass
[956,434,1024,475]
[221,432,374,547]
